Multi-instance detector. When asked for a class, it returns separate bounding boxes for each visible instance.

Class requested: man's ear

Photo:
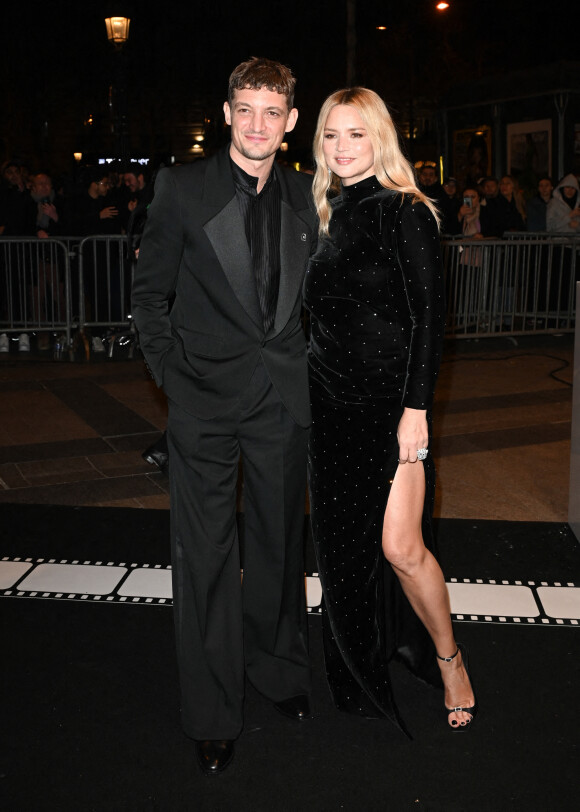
[285,107,298,134]
[223,101,232,126]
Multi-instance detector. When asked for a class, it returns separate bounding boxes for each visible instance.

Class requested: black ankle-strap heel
[437,643,477,733]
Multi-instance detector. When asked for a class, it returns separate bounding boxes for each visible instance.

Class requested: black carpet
[1,506,580,811]
[3,504,579,582]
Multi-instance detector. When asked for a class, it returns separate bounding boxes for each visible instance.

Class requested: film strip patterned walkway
[2,556,579,627]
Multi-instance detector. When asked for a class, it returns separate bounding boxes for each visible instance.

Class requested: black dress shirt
[230,158,281,332]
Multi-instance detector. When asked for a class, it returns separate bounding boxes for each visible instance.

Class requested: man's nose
[251,112,265,131]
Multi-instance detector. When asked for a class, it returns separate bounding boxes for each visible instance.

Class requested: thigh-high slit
[308,383,442,730]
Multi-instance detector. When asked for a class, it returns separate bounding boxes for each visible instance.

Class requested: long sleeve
[394,200,446,410]
[131,168,184,387]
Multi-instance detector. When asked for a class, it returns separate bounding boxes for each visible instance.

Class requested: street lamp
[105,16,130,166]
[105,17,130,48]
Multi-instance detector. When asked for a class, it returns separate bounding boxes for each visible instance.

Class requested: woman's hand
[41,202,58,221]
[397,407,428,463]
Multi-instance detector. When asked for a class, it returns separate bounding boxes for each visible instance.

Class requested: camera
[463,196,472,208]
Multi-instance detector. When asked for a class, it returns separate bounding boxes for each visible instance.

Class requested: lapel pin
[301,233,307,241]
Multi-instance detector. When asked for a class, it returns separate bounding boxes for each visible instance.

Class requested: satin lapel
[201,151,262,330]
[273,169,313,335]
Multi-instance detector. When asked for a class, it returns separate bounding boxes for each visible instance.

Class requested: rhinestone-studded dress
[304,175,446,731]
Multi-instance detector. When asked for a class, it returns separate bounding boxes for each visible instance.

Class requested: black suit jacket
[132,147,316,427]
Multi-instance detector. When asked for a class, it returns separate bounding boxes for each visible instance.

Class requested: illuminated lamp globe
[105,17,130,47]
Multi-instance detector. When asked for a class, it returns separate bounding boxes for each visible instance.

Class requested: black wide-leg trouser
[167,359,311,740]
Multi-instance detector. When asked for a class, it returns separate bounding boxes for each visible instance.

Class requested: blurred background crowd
[0,159,153,242]
[415,161,580,237]
[2,155,579,242]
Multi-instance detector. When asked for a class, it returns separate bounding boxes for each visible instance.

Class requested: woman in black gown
[304,88,476,733]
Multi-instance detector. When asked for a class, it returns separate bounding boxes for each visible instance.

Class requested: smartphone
[463,196,472,208]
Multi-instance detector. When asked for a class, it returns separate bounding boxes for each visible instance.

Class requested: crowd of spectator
[2,156,578,243]
[414,160,580,237]
[3,157,578,242]
[0,159,155,353]
[0,159,154,239]
[1,154,579,353]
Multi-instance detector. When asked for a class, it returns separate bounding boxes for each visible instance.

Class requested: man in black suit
[132,58,315,775]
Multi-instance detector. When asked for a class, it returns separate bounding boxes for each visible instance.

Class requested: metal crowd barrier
[77,235,136,357]
[441,234,579,338]
[503,231,576,242]
[1,234,578,359]
[0,237,72,349]
[0,234,135,359]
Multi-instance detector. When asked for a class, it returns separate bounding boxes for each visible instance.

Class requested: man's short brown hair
[228,57,296,109]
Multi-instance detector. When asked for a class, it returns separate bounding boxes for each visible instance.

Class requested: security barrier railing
[441,234,579,338]
[503,231,577,242]
[0,234,134,358]
[77,235,132,330]
[77,235,136,357]
[0,237,73,348]
[1,233,578,358]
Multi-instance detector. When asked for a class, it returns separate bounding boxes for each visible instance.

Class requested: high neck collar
[341,175,382,201]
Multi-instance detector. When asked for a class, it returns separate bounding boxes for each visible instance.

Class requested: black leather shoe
[142,447,169,473]
[195,739,234,776]
[273,695,310,721]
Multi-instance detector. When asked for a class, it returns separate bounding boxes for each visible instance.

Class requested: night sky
[0,0,573,171]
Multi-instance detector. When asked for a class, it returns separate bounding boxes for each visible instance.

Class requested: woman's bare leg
[382,461,475,728]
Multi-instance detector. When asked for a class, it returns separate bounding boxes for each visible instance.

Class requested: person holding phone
[457,186,496,237]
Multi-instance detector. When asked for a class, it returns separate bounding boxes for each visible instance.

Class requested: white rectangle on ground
[0,561,33,589]
[18,564,127,595]
[118,568,172,599]
[537,587,580,620]
[448,583,539,617]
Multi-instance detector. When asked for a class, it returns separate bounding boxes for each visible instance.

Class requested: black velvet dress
[304,176,446,732]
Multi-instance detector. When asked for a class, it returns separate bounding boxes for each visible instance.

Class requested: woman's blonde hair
[312,87,440,235]
[500,174,527,222]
